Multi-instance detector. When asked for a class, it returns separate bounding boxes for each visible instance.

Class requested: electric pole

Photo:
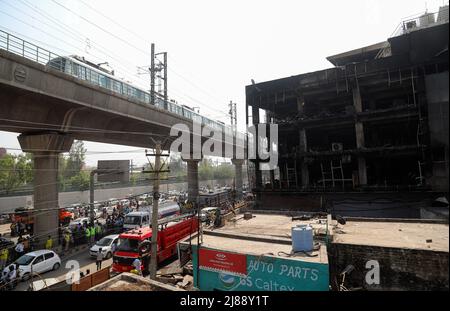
[150,43,155,106]
[144,139,170,280]
[229,101,237,134]
[138,43,167,109]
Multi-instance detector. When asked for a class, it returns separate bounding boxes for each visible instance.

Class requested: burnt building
[246,8,449,218]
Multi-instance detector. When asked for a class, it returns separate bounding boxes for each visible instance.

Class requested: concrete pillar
[185,159,200,204]
[353,85,368,186]
[251,105,262,189]
[301,162,310,187]
[18,133,73,246]
[269,170,275,189]
[231,159,244,200]
[299,128,310,187]
[297,96,305,115]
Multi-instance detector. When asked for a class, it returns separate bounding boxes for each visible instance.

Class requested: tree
[64,140,86,179]
[68,170,90,191]
[0,153,33,194]
[59,140,89,191]
[198,158,214,181]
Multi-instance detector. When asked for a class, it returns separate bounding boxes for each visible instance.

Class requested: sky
[0,0,447,166]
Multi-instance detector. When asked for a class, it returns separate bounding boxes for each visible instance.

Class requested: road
[14,247,113,291]
[1,222,113,291]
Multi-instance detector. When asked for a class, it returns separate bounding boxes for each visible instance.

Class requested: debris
[292,215,311,221]
[181,275,193,287]
[157,266,184,276]
[157,275,184,285]
[183,263,193,275]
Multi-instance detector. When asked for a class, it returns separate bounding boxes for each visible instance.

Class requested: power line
[69,0,232,119]
[2,146,146,155]
[0,7,235,128]
[78,0,149,44]
[0,3,231,123]
[49,0,150,57]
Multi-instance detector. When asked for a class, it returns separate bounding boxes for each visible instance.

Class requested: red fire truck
[112,214,198,273]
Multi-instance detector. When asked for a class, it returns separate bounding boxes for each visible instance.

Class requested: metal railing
[390,6,449,38]
[0,29,247,141]
[0,29,61,68]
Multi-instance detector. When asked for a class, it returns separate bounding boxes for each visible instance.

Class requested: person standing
[0,247,8,270]
[45,235,53,250]
[94,222,100,241]
[64,231,71,251]
[85,226,91,245]
[14,241,24,260]
[96,248,103,271]
[132,257,142,276]
[6,264,17,290]
[89,225,95,245]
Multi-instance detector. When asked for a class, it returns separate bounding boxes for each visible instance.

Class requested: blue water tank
[291,224,313,252]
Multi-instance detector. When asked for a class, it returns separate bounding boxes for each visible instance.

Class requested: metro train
[47,55,227,131]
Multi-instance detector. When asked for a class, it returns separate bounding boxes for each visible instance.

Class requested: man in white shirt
[14,242,24,260]
[7,265,16,282]
[96,248,103,271]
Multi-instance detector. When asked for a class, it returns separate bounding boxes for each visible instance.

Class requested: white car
[69,217,89,229]
[89,234,119,259]
[15,250,61,281]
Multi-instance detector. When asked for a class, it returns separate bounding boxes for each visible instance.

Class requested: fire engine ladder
[285,162,298,189]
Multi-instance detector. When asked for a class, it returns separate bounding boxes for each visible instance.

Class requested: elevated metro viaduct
[0,49,245,244]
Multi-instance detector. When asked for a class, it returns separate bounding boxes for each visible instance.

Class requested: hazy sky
[0,0,447,166]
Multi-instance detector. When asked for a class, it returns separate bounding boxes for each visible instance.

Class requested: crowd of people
[0,195,161,290]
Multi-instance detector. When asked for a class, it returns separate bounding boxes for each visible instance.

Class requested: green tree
[0,153,33,193]
[64,140,86,179]
[58,140,88,191]
[68,170,90,191]
[199,158,214,181]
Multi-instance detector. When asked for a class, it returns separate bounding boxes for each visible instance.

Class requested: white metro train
[47,55,227,131]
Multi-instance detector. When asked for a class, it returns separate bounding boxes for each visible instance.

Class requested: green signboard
[192,246,329,291]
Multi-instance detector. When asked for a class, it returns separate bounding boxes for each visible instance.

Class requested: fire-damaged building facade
[246,8,449,218]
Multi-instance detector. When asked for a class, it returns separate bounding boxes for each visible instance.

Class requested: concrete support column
[18,133,73,246]
[185,159,200,204]
[231,159,244,200]
[269,170,275,189]
[353,85,367,186]
[299,128,310,187]
[251,105,262,189]
[297,96,305,115]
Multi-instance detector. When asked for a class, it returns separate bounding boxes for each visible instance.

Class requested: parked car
[15,250,61,281]
[89,234,119,259]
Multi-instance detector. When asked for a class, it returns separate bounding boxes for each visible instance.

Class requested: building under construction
[246,7,449,217]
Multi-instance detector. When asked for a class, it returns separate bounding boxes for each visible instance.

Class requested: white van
[122,202,180,230]
[123,211,150,230]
